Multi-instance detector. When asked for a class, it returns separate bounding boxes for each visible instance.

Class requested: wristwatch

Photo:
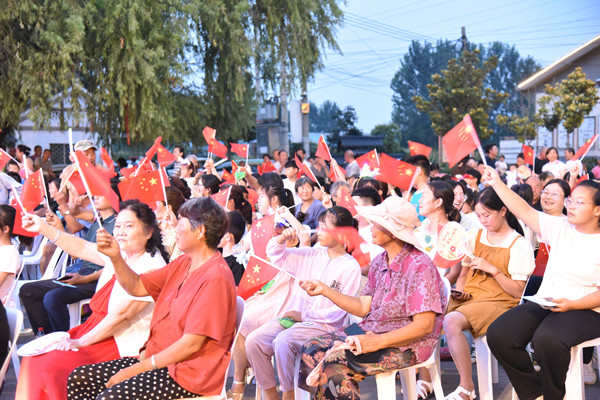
[64,210,71,216]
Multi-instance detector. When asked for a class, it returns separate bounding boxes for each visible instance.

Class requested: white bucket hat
[355,196,420,247]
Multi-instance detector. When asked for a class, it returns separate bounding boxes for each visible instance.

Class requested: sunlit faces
[565,186,600,226]
[316,216,339,248]
[83,148,96,166]
[540,183,566,216]
[297,182,314,202]
[453,186,466,210]
[113,210,152,253]
[257,190,271,214]
[370,222,394,247]
[474,203,507,232]
[418,185,442,217]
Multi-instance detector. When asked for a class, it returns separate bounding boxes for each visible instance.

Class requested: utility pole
[301,81,310,156]
[461,26,468,53]
[279,59,289,154]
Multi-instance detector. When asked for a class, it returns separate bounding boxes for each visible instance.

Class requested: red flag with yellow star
[66,169,87,196]
[325,226,365,252]
[100,148,116,177]
[408,141,432,158]
[329,162,346,183]
[251,214,275,259]
[522,145,535,166]
[315,135,332,161]
[211,186,231,208]
[0,149,14,171]
[230,143,249,159]
[145,137,177,167]
[74,151,120,212]
[572,134,599,161]
[203,127,216,144]
[442,115,480,168]
[237,255,280,300]
[356,149,380,169]
[10,198,38,237]
[20,169,45,212]
[295,155,319,183]
[532,242,550,276]
[258,161,276,175]
[376,153,418,191]
[336,186,358,216]
[118,170,169,209]
[208,139,228,159]
[221,169,235,185]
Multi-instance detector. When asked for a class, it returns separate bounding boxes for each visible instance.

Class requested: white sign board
[537,126,553,149]
[578,117,596,147]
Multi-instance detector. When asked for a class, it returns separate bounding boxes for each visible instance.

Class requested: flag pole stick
[39,169,50,208]
[22,154,29,179]
[0,149,20,165]
[405,168,419,199]
[477,145,487,167]
[10,184,25,212]
[159,167,169,209]
[134,156,148,177]
[73,156,103,229]
[58,168,76,193]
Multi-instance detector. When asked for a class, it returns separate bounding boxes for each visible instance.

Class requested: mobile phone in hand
[344,323,365,336]
[56,275,71,281]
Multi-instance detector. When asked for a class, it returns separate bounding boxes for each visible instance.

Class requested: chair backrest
[519,275,544,305]
[21,234,44,256]
[441,276,451,311]
[41,248,68,280]
[235,296,245,333]
[2,257,26,305]
[0,307,23,382]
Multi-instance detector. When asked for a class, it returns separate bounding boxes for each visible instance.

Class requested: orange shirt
[141,253,236,395]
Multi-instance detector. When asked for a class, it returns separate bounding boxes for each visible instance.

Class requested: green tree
[309,100,342,133]
[338,105,362,136]
[536,67,599,146]
[414,48,508,140]
[371,123,402,153]
[391,40,458,148]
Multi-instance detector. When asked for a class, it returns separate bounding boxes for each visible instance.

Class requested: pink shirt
[360,245,446,363]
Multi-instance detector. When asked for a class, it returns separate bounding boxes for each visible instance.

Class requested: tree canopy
[0,0,344,146]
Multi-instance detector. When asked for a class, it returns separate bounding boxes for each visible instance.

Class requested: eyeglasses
[541,190,563,198]
[564,198,596,208]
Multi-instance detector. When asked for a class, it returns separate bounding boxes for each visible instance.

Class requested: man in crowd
[344,150,360,178]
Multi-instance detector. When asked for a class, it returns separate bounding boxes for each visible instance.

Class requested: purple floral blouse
[359,244,446,363]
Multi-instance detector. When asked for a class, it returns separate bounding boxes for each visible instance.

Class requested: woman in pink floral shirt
[298,197,446,400]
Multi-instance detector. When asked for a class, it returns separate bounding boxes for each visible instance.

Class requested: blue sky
[304,0,600,133]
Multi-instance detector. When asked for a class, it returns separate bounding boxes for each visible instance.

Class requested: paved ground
[2,331,600,400]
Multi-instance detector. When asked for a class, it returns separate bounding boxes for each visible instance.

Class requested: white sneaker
[584,362,597,385]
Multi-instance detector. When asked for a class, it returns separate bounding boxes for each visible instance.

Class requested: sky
[303,0,600,133]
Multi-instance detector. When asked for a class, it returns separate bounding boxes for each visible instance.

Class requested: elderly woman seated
[298,197,446,400]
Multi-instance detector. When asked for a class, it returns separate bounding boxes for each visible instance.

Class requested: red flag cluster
[74,151,120,212]
[237,255,279,300]
[442,115,480,168]
[118,169,170,210]
[315,135,332,161]
[251,214,275,259]
[376,153,418,191]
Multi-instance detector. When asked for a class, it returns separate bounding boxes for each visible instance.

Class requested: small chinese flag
[315,135,332,161]
[0,149,14,171]
[10,198,38,237]
[258,161,276,175]
[247,188,259,212]
[572,134,599,161]
[100,148,116,177]
[230,143,249,159]
[442,115,480,168]
[356,149,380,169]
[376,153,418,191]
[221,169,235,185]
[325,226,365,252]
[211,186,231,208]
[67,169,87,196]
[295,155,319,183]
[74,151,120,212]
[532,243,550,276]
[118,170,170,210]
[237,255,280,300]
[20,169,45,212]
[208,139,228,159]
[145,137,177,167]
[203,127,217,144]
[329,162,346,183]
[251,214,275,259]
[408,141,432,158]
[336,186,358,216]
[231,160,238,175]
[522,145,535,166]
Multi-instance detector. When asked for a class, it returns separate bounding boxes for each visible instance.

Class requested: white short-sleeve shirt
[535,212,600,312]
[0,244,20,301]
[96,251,166,356]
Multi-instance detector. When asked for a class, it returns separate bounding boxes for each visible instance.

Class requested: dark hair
[546,146,558,158]
[6,171,21,183]
[164,186,186,215]
[17,145,31,156]
[226,211,247,244]
[456,180,476,209]
[257,172,284,188]
[117,158,128,168]
[351,186,381,206]
[181,161,196,176]
[405,155,430,177]
[263,184,293,209]
[465,168,482,185]
[539,171,554,183]
[0,205,16,237]
[428,181,460,222]
[199,174,221,195]
[566,147,575,155]
[178,197,228,249]
[34,145,42,151]
[285,160,298,170]
[476,187,524,236]
[355,177,388,200]
[224,184,252,224]
[511,184,533,205]
[430,162,440,171]
[173,146,185,157]
[484,143,497,154]
[119,200,169,263]
[575,180,600,207]
[295,177,316,192]
[517,152,524,160]
[169,176,191,199]
[318,206,358,229]
[49,178,61,190]
[543,178,571,198]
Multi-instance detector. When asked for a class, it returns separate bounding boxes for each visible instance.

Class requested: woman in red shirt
[67,197,237,399]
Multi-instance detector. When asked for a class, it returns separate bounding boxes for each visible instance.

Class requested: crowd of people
[0,139,598,400]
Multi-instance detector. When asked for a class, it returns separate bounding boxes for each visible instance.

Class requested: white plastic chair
[0,307,24,380]
[21,236,49,280]
[179,296,246,400]
[68,298,92,329]
[472,335,498,400]
[373,277,451,400]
